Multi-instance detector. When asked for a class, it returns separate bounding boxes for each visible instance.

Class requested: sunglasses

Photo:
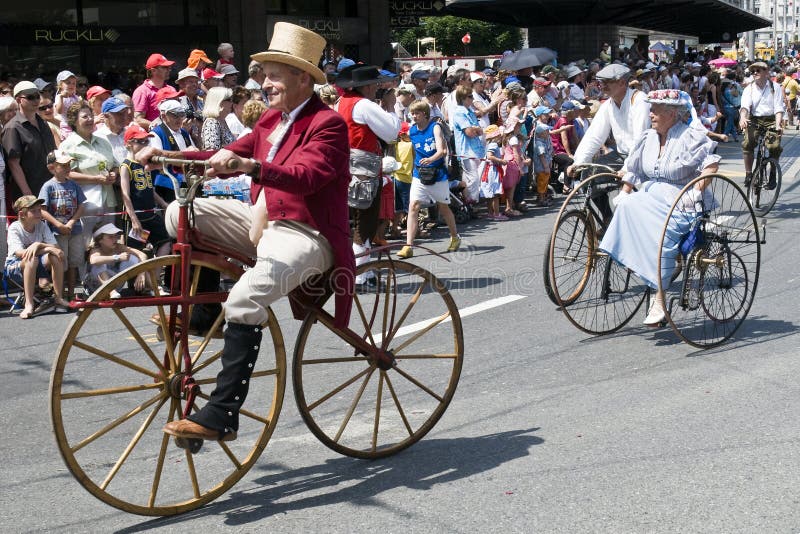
[167,111,186,117]
[0,89,11,95]
[21,93,42,101]
[38,103,54,111]
[129,138,150,145]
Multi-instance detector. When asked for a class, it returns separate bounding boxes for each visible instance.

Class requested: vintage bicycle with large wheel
[50,158,463,516]
[546,165,764,348]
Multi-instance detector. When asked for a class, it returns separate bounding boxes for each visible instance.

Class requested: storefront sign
[390,0,446,29]
[269,16,368,44]
[34,28,120,43]
[0,25,217,46]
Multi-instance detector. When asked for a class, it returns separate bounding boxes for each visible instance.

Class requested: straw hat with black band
[250,22,327,85]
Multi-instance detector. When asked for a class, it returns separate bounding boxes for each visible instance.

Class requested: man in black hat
[336,65,401,286]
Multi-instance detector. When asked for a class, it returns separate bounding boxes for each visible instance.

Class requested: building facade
[0,1,391,90]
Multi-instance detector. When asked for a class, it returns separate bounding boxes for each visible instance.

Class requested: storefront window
[82,0,183,26]
[1,0,78,25]
[288,0,327,16]
[0,45,81,81]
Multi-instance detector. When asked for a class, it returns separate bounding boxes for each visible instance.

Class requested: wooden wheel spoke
[149,400,177,507]
[72,341,160,379]
[192,349,223,375]
[353,293,378,348]
[381,269,395,344]
[384,373,413,436]
[385,281,426,346]
[71,392,167,453]
[190,309,226,367]
[193,367,277,387]
[186,267,202,330]
[333,367,376,442]
[307,366,374,411]
[391,366,444,403]
[185,449,201,499]
[394,353,458,360]
[391,311,451,354]
[148,268,179,372]
[61,382,163,399]
[100,395,168,491]
[113,308,166,375]
[372,372,384,451]
[301,356,371,365]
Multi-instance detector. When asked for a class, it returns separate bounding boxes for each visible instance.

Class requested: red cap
[124,124,154,143]
[201,68,224,80]
[145,53,175,70]
[154,85,183,104]
[533,77,552,87]
[399,122,410,135]
[86,85,111,101]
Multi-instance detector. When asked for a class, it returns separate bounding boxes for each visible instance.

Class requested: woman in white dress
[599,89,721,326]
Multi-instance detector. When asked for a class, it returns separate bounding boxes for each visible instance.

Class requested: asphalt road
[2,133,799,533]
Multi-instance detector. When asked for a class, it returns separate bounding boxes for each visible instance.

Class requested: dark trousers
[351,191,381,246]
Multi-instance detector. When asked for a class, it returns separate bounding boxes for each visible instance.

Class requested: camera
[184,106,201,121]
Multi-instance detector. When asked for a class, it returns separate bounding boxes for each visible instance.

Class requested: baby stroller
[448,179,473,224]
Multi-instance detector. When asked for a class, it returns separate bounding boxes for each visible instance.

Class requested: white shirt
[225,113,245,138]
[671,73,681,90]
[740,80,786,117]
[7,220,56,260]
[149,125,193,151]
[95,125,127,166]
[350,98,401,144]
[472,90,492,128]
[573,87,651,166]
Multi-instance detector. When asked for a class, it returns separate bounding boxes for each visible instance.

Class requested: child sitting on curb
[5,196,71,318]
[85,223,148,298]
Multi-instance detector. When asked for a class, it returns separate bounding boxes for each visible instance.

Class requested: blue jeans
[722,106,739,138]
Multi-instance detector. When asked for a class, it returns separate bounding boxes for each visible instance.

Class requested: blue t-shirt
[409,120,448,182]
[452,105,486,160]
[38,178,87,234]
[533,122,553,173]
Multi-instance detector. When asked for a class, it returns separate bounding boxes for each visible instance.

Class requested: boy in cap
[38,150,87,299]
[6,195,70,318]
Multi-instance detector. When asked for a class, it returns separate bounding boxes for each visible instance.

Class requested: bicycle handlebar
[572,163,619,175]
[151,156,240,170]
[151,156,241,205]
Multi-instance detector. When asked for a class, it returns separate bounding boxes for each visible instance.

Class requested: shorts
[742,115,781,156]
[128,213,171,250]
[410,179,450,205]
[55,233,86,271]
[4,255,50,285]
[394,179,411,213]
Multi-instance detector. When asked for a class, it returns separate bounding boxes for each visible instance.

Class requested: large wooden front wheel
[292,259,463,459]
[50,256,287,516]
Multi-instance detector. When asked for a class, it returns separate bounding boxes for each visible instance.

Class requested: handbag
[348,148,382,209]
[417,166,438,185]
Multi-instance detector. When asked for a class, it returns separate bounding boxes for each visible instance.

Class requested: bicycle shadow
[116,428,543,531]
[647,314,798,352]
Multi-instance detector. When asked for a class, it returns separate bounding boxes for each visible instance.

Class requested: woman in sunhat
[597,89,720,327]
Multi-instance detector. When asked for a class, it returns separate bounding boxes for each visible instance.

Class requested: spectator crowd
[2,35,797,319]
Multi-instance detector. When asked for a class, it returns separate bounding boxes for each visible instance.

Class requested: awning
[445,0,771,41]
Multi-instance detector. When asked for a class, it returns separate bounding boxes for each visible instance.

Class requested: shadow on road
[116,428,543,531]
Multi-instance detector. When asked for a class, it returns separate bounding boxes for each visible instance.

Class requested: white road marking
[378,294,527,341]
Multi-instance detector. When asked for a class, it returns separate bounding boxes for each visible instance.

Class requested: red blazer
[188,94,354,327]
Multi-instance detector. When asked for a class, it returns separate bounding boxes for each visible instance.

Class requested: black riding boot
[187,322,262,436]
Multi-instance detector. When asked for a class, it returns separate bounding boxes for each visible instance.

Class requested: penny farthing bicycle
[50,157,464,515]
[545,165,764,348]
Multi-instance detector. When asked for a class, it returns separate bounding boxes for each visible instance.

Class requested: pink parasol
[709,57,737,67]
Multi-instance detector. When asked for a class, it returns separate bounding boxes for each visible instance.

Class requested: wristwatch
[113,254,120,261]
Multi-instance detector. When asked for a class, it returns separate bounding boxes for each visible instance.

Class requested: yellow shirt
[395,140,413,184]
[782,77,799,100]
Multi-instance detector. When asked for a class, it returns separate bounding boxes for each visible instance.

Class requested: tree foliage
[392,16,522,57]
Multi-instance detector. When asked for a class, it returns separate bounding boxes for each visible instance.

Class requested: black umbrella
[500,48,558,70]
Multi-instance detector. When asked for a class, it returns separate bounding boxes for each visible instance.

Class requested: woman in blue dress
[599,90,721,326]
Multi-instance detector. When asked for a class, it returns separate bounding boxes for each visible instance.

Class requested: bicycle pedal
[174,436,204,453]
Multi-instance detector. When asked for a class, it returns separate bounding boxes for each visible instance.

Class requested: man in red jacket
[141,22,353,443]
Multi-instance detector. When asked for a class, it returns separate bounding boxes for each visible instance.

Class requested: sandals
[505,209,522,217]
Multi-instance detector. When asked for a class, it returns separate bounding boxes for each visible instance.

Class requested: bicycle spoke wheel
[50,256,286,515]
[659,175,761,348]
[293,260,463,459]
[549,174,648,335]
[748,158,781,216]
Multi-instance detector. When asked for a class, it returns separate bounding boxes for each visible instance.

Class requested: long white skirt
[599,181,697,289]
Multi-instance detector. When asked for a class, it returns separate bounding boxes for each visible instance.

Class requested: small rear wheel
[293,259,463,459]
